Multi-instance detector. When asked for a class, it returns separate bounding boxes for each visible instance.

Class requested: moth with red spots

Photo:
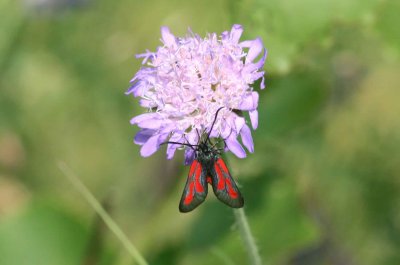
[178,142,244,212]
[164,108,244,212]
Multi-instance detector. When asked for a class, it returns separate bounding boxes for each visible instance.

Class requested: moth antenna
[206,107,224,144]
[161,141,198,151]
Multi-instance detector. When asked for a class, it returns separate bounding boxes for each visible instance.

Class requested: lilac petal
[186,130,199,146]
[242,63,259,75]
[254,47,267,69]
[252,71,265,80]
[135,50,155,64]
[184,148,195,165]
[235,116,245,134]
[166,133,183,160]
[209,128,219,138]
[130,113,159,125]
[230,24,243,43]
[166,146,177,160]
[132,83,147,97]
[221,31,229,40]
[239,92,259,111]
[140,134,160,157]
[139,99,155,108]
[220,124,231,139]
[125,81,143,96]
[240,40,251,48]
[129,75,138,83]
[249,109,258,129]
[239,95,253,110]
[158,133,169,147]
[137,118,163,129]
[244,37,263,64]
[161,26,177,48]
[240,124,254,153]
[134,129,155,145]
[260,75,265,89]
[225,134,246,158]
[159,123,176,135]
[251,92,259,109]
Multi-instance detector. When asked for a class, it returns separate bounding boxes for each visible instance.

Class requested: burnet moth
[163,107,244,212]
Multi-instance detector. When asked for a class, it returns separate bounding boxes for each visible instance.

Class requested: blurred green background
[1,0,400,264]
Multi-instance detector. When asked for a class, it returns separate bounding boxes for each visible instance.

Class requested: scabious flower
[127,24,267,164]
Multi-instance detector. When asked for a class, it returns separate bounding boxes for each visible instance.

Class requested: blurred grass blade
[58,161,149,265]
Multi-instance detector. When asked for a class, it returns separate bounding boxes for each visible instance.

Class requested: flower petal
[244,37,263,64]
[126,81,144,96]
[221,30,229,40]
[225,134,246,158]
[255,47,267,69]
[184,147,195,165]
[166,133,183,160]
[186,130,199,146]
[129,75,138,83]
[134,129,155,145]
[132,83,148,97]
[249,109,258,129]
[139,99,155,108]
[220,124,232,139]
[260,75,265,89]
[230,24,243,43]
[209,127,219,138]
[130,113,160,125]
[235,116,245,134]
[140,134,161,157]
[158,133,169,146]
[137,118,164,129]
[239,92,259,111]
[130,112,161,128]
[161,26,177,48]
[251,92,259,109]
[240,124,254,153]
[239,95,253,110]
[135,50,155,64]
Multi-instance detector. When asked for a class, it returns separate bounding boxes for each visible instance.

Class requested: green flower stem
[221,153,262,265]
[233,208,262,265]
[58,162,149,265]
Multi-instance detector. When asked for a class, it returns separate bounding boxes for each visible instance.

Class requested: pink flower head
[127,25,267,164]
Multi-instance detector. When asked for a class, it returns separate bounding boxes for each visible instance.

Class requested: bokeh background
[1,0,400,264]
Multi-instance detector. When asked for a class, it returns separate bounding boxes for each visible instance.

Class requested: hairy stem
[58,162,149,265]
[233,208,262,265]
[221,153,263,265]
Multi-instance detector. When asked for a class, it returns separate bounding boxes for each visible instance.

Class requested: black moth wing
[209,157,244,208]
[179,159,209,212]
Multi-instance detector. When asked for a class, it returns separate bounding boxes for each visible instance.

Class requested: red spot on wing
[216,158,230,174]
[184,160,201,205]
[215,158,238,198]
[184,181,195,205]
[195,163,204,193]
[214,162,225,190]
[225,177,238,198]
[189,160,199,177]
